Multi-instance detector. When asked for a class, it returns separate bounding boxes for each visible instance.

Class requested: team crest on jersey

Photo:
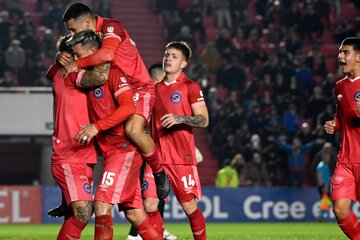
[142,180,149,191]
[354,91,360,101]
[83,183,91,194]
[171,92,182,104]
[93,88,103,98]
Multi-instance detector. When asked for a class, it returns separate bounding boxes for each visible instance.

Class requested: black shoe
[48,205,65,218]
[154,170,170,200]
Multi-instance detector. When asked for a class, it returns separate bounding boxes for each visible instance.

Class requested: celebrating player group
[46,2,208,240]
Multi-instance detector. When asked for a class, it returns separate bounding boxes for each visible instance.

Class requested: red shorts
[117,179,144,211]
[94,150,143,204]
[133,88,155,123]
[142,163,157,198]
[331,163,360,201]
[164,164,202,203]
[52,163,94,205]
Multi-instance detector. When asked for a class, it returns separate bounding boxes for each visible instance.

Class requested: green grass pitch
[0,222,347,240]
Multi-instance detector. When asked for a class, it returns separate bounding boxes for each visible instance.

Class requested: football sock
[142,148,163,174]
[147,210,164,236]
[188,207,207,240]
[137,215,162,240]
[57,215,86,240]
[95,215,113,240]
[128,224,138,236]
[338,211,360,240]
[158,199,165,218]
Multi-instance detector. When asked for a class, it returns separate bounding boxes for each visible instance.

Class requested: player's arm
[77,37,120,68]
[76,90,135,144]
[324,117,339,134]
[79,63,111,88]
[160,103,208,129]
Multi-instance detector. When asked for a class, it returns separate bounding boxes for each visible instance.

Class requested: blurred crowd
[1,0,359,187]
[0,0,110,86]
[152,0,360,187]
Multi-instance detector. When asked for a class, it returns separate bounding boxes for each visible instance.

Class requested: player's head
[163,41,192,74]
[67,30,101,60]
[338,37,360,75]
[56,34,72,53]
[62,3,95,35]
[148,63,165,83]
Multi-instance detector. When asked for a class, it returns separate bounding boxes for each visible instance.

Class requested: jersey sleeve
[188,82,205,106]
[46,64,61,81]
[107,68,132,97]
[76,20,125,68]
[64,70,85,88]
[101,19,126,42]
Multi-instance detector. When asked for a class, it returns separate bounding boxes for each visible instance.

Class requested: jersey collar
[95,16,104,32]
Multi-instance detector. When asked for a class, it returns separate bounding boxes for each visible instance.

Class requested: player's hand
[160,113,183,128]
[324,120,335,134]
[60,61,79,78]
[76,124,98,145]
[56,52,73,66]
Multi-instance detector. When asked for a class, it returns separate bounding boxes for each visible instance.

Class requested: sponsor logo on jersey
[107,26,114,33]
[142,180,149,191]
[171,92,182,104]
[337,94,343,100]
[94,88,104,98]
[354,91,360,101]
[83,183,91,194]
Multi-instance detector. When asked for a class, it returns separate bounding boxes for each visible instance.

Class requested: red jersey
[76,16,154,90]
[335,76,360,163]
[151,73,206,165]
[79,67,136,158]
[46,64,97,164]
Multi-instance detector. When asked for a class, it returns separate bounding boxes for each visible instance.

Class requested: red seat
[203,16,215,28]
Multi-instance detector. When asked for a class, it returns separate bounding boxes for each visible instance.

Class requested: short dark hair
[67,30,101,49]
[56,34,72,52]
[62,3,92,22]
[341,37,360,52]
[165,41,192,61]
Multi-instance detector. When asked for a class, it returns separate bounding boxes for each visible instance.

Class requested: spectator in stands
[215,27,232,61]
[183,1,206,43]
[305,44,327,79]
[17,12,34,36]
[274,135,324,187]
[42,0,66,35]
[172,25,197,51]
[316,151,332,222]
[241,152,271,187]
[0,11,12,50]
[0,70,18,86]
[20,25,38,61]
[3,0,23,21]
[200,41,222,73]
[5,39,26,83]
[305,86,328,125]
[299,4,324,43]
[218,133,243,167]
[215,158,239,187]
[166,11,185,42]
[218,56,246,91]
[153,0,178,28]
[213,0,232,29]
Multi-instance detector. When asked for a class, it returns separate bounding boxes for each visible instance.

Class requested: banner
[41,186,349,223]
[0,186,42,224]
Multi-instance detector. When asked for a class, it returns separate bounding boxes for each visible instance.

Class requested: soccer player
[67,30,162,240]
[127,63,177,240]
[324,37,360,239]
[46,35,99,240]
[57,2,169,200]
[145,41,209,240]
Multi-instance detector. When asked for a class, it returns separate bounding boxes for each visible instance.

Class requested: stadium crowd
[1,0,359,187]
